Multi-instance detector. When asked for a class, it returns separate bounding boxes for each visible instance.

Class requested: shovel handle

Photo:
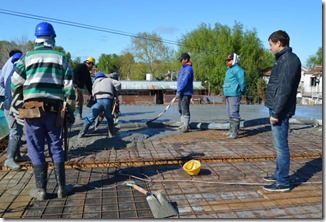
[132,184,149,195]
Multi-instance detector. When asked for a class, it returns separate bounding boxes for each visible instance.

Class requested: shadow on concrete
[239,125,271,138]
[290,158,322,189]
[72,164,181,194]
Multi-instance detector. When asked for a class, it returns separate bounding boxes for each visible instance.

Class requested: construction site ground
[0,104,323,220]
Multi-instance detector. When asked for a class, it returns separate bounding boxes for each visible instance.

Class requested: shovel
[125,181,177,218]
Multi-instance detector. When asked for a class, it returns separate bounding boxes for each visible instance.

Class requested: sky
[0,0,323,67]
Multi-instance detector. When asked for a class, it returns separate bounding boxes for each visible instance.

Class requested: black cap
[178,52,190,61]
[225,53,234,61]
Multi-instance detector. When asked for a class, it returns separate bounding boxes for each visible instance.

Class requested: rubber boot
[179,115,190,133]
[74,107,80,118]
[108,124,115,138]
[224,118,233,136]
[30,164,48,200]
[228,119,240,139]
[78,123,91,138]
[4,138,21,170]
[79,106,83,120]
[54,162,73,198]
[177,115,185,130]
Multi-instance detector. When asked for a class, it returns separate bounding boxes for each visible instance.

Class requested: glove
[10,94,25,126]
[66,112,75,125]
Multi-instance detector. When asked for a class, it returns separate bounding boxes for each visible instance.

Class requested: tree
[306,47,322,69]
[97,53,121,74]
[0,38,33,67]
[119,52,135,80]
[129,32,175,80]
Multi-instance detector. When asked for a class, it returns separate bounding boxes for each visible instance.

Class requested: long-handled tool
[146,96,177,123]
[125,181,177,218]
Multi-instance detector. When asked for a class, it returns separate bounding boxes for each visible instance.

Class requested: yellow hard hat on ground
[183,160,201,176]
[86,56,95,64]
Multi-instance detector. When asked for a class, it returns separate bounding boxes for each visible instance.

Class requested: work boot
[108,124,115,138]
[4,158,20,170]
[30,164,48,200]
[75,107,83,120]
[94,117,100,131]
[179,115,190,133]
[4,138,21,170]
[54,162,73,198]
[223,118,233,136]
[78,123,91,138]
[228,119,240,139]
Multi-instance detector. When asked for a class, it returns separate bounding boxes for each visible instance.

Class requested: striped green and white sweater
[11,45,75,113]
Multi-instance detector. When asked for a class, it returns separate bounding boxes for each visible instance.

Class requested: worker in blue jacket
[223,53,247,139]
[176,52,194,132]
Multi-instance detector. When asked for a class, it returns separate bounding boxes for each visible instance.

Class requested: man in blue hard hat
[11,21,76,200]
[0,50,24,170]
[78,72,121,138]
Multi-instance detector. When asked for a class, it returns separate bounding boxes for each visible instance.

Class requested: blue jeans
[226,96,241,119]
[178,95,191,116]
[269,109,291,186]
[84,98,113,126]
[25,111,63,165]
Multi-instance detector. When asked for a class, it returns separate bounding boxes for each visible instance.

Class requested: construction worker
[11,21,76,200]
[73,56,95,120]
[1,51,24,170]
[177,52,194,133]
[223,53,247,139]
[78,72,121,138]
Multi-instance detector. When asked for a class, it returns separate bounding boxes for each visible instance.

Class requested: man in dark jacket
[263,30,301,192]
[73,56,95,119]
[176,52,194,133]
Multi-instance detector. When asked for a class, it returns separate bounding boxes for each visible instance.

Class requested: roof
[120,81,205,90]
[304,65,322,75]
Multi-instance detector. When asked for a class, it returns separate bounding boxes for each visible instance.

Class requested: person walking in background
[0,49,23,88]
[11,22,76,200]
[73,56,95,120]
[222,53,246,139]
[176,52,194,133]
[78,72,121,138]
[1,51,24,170]
[263,30,301,192]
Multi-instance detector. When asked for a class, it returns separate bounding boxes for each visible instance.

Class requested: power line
[0,9,186,48]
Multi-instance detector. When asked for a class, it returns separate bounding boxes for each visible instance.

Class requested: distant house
[258,65,323,105]
[300,65,322,105]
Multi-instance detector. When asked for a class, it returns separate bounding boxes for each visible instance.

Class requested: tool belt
[19,100,63,119]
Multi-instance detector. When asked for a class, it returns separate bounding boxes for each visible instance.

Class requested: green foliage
[306,47,322,69]
[119,52,135,80]
[256,77,267,103]
[128,32,175,80]
[97,53,121,74]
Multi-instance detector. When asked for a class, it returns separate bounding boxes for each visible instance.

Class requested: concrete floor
[0,104,323,219]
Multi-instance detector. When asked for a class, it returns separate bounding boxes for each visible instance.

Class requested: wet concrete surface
[0,104,323,219]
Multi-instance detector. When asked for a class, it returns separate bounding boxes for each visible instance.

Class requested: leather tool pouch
[19,101,44,119]
[56,104,65,127]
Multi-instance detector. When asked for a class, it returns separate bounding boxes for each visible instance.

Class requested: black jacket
[73,63,92,95]
[265,47,301,119]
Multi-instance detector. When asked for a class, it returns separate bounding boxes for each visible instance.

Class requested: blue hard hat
[11,52,23,63]
[35,22,56,37]
[95,72,106,79]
